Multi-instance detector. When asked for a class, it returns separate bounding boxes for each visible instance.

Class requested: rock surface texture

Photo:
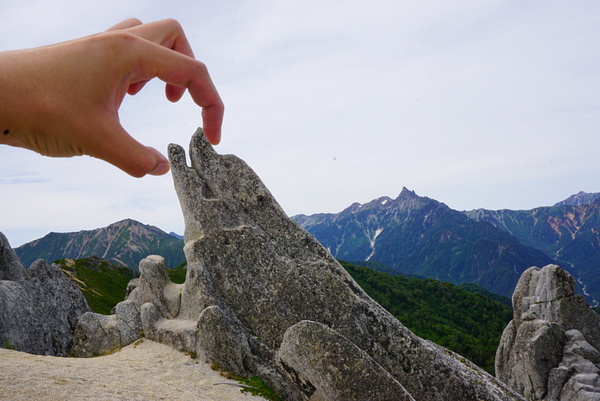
[496,264,600,400]
[0,232,91,356]
[73,128,523,401]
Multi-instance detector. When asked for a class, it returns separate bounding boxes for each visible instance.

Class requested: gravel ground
[0,339,266,401]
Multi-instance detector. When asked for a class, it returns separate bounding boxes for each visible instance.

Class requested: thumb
[84,124,170,177]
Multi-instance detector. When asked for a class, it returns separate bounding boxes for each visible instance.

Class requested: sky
[1,0,600,247]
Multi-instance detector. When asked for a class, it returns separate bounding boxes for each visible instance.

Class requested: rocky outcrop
[0,232,90,356]
[73,128,523,401]
[496,264,600,400]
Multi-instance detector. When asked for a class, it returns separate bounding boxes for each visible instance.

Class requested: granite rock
[0,233,90,355]
[496,264,600,400]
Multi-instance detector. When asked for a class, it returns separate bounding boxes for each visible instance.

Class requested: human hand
[0,18,224,177]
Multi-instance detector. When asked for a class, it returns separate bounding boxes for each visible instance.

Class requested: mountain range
[292,188,600,306]
[15,219,185,270]
[464,191,600,306]
[13,189,600,307]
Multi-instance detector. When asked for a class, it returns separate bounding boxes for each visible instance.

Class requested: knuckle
[162,18,183,32]
[125,17,143,26]
[91,31,140,53]
[192,59,208,74]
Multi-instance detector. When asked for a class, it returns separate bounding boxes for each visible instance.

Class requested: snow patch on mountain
[366,228,383,261]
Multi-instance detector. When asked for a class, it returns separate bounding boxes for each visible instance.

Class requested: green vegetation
[210,362,281,401]
[56,257,188,314]
[593,306,600,314]
[340,261,512,374]
[167,262,187,284]
[238,376,282,401]
[457,283,512,307]
[54,256,137,315]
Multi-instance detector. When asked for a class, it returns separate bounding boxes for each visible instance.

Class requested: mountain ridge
[464,193,600,306]
[292,188,555,298]
[15,219,185,271]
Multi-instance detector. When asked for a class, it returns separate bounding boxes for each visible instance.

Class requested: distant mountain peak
[398,186,418,199]
[553,191,600,207]
[15,220,185,270]
[169,232,184,241]
[292,186,553,299]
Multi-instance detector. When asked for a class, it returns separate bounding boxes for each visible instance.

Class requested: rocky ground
[0,339,265,401]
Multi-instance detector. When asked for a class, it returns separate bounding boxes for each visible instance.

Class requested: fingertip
[206,131,221,145]
[166,84,185,102]
[146,147,170,175]
[149,160,171,176]
[202,103,224,145]
[119,147,170,177]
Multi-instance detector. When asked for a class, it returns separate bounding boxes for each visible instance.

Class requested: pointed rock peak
[392,186,437,211]
[398,186,418,199]
[0,231,27,281]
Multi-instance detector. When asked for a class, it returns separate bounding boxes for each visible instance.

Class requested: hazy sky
[1,1,600,247]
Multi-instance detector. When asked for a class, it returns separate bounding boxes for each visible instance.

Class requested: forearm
[0,47,69,156]
[0,50,36,149]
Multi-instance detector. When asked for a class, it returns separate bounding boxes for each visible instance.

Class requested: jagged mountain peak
[391,187,446,212]
[398,186,418,199]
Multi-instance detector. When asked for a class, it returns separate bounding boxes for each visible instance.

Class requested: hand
[0,18,224,177]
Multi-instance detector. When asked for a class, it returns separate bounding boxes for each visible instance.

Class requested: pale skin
[0,18,224,177]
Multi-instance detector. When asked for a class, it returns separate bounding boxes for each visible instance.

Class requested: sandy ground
[0,340,266,401]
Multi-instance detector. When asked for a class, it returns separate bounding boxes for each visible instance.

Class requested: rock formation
[0,232,90,356]
[73,128,523,401]
[496,264,600,400]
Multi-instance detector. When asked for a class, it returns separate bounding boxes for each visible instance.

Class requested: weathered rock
[71,312,122,357]
[0,233,90,356]
[74,128,523,401]
[496,319,566,399]
[496,264,600,400]
[72,300,143,358]
[72,255,185,357]
[0,232,27,281]
[196,305,253,377]
[278,320,415,401]
[127,255,181,319]
[545,329,600,401]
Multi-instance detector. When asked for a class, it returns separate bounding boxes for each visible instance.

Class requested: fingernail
[149,160,171,176]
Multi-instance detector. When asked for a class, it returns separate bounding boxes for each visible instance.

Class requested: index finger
[126,19,197,102]
[133,40,224,144]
